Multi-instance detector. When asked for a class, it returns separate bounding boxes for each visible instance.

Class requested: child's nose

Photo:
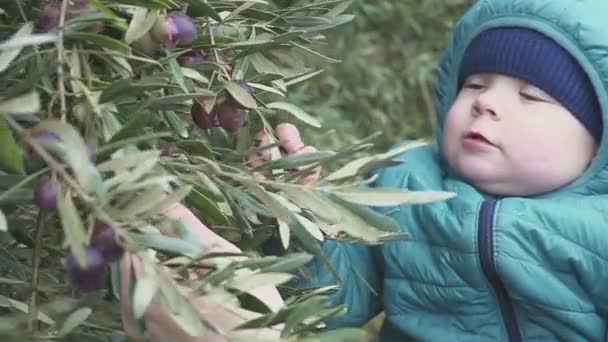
[472,91,501,120]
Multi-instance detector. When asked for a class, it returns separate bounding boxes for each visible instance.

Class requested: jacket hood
[434,0,608,197]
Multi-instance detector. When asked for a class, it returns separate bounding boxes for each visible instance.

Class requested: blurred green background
[289,0,475,152]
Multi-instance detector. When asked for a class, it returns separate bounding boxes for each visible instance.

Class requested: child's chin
[456,166,506,192]
[455,156,500,179]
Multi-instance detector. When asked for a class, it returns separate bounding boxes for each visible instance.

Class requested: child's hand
[120,202,284,341]
[247,123,321,186]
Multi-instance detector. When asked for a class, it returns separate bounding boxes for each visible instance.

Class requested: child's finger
[246,130,273,169]
[163,202,245,279]
[292,145,321,185]
[163,203,241,254]
[276,123,305,154]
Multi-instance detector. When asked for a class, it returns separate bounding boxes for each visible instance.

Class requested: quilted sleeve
[290,240,383,328]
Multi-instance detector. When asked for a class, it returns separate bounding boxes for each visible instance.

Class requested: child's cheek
[441,111,462,159]
[443,101,468,138]
[507,126,562,179]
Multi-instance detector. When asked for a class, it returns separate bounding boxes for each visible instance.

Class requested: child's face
[442,73,598,196]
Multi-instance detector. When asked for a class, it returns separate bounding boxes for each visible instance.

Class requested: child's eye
[520,86,553,103]
[463,82,485,90]
[519,92,544,102]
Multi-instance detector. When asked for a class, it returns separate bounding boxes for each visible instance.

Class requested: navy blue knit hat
[458,27,603,142]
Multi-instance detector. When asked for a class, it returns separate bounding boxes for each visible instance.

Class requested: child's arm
[119,202,284,341]
[291,240,383,328]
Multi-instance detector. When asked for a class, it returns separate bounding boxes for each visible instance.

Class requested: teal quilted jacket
[298,1,608,341]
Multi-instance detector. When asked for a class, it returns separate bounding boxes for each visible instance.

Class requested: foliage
[0,0,459,340]
[289,0,475,150]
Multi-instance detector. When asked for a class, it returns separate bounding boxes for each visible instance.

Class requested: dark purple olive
[91,221,124,262]
[152,11,198,47]
[178,49,207,67]
[191,97,218,129]
[37,2,61,32]
[65,246,108,292]
[217,101,247,133]
[34,177,57,210]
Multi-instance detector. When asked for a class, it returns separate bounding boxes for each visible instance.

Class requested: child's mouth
[466,132,490,142]
[463,131,496,149]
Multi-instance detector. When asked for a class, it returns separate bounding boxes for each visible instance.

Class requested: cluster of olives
[35,178,124,292]
[190,94,248,133]
[28,131,121,292]
[65,221,124,292]
[39,2,201,55]
[132,10,202,55]
[40,2,248,132]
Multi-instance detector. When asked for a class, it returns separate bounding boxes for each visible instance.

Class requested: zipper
[478,199,522,342]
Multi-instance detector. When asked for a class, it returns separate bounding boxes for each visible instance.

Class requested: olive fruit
[34,177,57,210]
[91,221,124,262]
[217,101,247,133]
[191,97,218,129]
[65,247,108,292]
[152,11,198,47]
